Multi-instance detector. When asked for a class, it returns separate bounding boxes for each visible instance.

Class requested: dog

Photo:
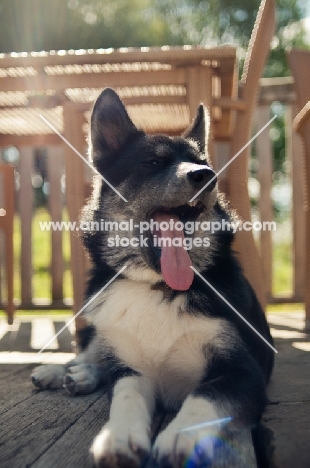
[32,88,274,467]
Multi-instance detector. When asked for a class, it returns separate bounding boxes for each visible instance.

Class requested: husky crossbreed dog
[32,88,274,467]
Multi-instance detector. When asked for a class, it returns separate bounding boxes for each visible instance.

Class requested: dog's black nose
[187,167,217,191]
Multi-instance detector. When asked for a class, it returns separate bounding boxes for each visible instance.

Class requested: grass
[11,207,72,303]
[0,207,303,316]
[267,303,304,313]
[272,238,292,297]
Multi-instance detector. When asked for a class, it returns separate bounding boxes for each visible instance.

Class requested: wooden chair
[63,50,237,330]
[287,49,310,327]
[65,0,275,320]
[226,0,276,309]
[0,164,15,324]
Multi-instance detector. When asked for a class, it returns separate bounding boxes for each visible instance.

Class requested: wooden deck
[0,312,309,467]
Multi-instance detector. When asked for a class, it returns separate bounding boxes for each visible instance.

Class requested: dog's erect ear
[90,88,139,169]
[182,104,209,154]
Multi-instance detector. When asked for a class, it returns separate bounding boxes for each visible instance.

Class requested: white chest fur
[88,280,223,406]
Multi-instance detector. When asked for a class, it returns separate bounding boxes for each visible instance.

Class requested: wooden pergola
[0,45,239,141]
[0,45,239,322]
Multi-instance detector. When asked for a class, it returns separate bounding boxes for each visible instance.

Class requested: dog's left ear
[182,104,210,154]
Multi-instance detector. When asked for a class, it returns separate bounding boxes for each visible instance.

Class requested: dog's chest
[90,280,221,386]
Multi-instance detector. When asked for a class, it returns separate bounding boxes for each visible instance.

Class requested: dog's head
[83,88,231,290]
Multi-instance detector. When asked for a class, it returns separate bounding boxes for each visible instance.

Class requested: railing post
[19,147,34,308]
[47,145,64,305]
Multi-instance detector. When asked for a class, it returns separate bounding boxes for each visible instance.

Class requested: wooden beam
[212,97,246,111]
[0,69,187,92]
[0,134,61,146]
[0,94,186,110]
[212,60,238,140]
[259,77,295,104]
[0,46,236,69]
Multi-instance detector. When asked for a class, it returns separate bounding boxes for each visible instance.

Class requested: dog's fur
[32,88,274,467]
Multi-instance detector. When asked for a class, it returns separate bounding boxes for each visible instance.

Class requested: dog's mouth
[167,200,205,222]
[147,200,205,292]
[148,200,205,226]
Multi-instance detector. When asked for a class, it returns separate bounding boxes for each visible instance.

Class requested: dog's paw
[152,426,217,468]
[152,426,255,468]
[31,364,66,390]
[91,422,150,468]
[63,363,100,395]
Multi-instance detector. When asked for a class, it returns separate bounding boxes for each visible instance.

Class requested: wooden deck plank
[30,318,58,351]
[0,387,104,468]
[0,366,36,415]
[0,322,31,352]
[12,322,32,351]
[32,405,166,467]
[31,391,110,468]
[0,363,31,377]
[261,401,310,468]
[0,312,308,467]
[54,321,74,353]
[0,319,74,354]
[260,344,310,467]
[0,330,18,351]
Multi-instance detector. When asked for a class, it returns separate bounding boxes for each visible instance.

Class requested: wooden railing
[0,77,305,310]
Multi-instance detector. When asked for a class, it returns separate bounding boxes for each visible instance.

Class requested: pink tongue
[153,213,194,291]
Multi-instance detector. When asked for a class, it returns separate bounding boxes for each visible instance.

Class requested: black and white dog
[32,88,273,467]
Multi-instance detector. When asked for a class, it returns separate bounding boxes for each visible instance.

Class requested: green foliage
[153,0,308,77]
[0,0,175,52]
[272,233,293,296]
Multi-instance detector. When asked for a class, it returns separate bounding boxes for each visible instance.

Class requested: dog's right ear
[90,88,139,171]
[182,104,209,154]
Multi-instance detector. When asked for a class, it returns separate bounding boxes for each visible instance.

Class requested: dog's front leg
[91,374,155,468]
[152,395,257,468]
[152,352,264,468]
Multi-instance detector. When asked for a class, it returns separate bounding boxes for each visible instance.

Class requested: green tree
[0,0,175,53]
[152,0,308,77]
